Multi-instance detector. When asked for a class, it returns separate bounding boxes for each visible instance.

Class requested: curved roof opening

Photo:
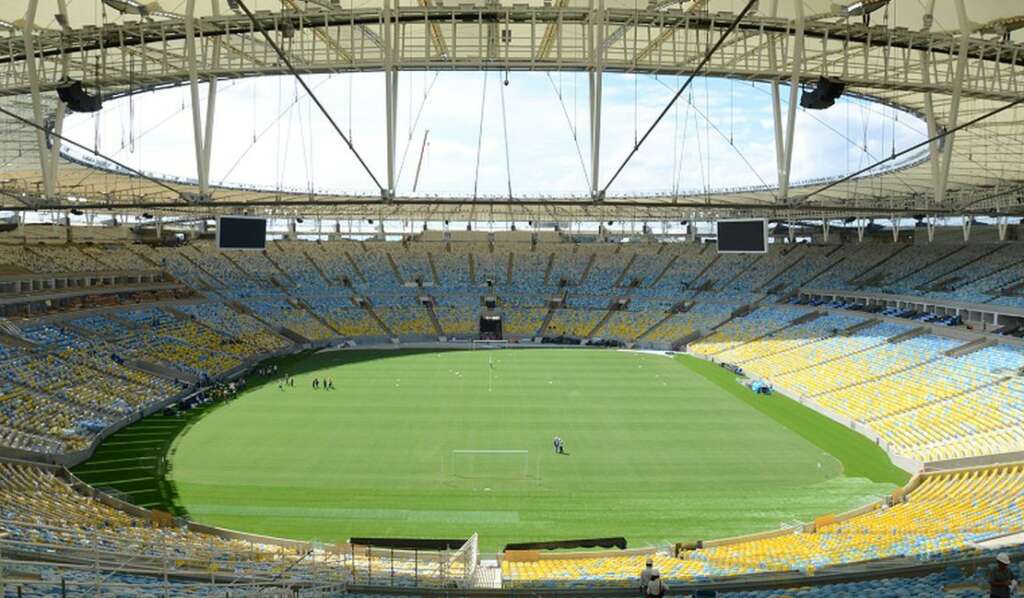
[62,72,928,199]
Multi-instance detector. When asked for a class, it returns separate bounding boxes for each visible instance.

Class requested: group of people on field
[277,375,296,391]
[312,377,335,390]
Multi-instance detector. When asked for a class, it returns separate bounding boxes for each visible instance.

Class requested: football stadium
[1,0,1024,596]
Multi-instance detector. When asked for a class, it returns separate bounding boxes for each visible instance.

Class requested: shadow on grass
[72,348,469,517]
[675,354,910,486]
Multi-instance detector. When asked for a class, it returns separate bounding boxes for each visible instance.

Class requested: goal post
[449,449,531,480]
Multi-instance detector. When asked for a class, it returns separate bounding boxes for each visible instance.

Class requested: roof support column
[383,0,398,201]
[919,0,942,210]
[185,0,212,198]
[936,0,971,206]
[45,0,74,198]
[775,0,803,203]
[47,105,66,201]
[589,0,605,201]
[202,0,222,192]
[23,0,53,202]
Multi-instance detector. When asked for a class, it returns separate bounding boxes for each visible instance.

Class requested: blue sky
[62,72,928,198]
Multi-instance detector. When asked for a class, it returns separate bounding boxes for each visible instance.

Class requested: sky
[61,71,929,199]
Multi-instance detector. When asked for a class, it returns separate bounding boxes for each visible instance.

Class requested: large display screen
[717,219,768,254]
[217,216,267,250]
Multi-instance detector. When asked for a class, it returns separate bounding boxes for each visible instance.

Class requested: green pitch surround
[73,349,908,552]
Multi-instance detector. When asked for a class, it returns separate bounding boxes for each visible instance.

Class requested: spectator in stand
[639,559,657,593]
[990,553,1017,598]
[645,572,668,598]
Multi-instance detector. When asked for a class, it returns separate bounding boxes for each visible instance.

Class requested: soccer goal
[472,339,509,350]
[448,449,531,479]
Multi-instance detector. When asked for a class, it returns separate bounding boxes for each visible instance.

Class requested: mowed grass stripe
[72,466,154,476]
[160,349,902,550]
[98,440,168,447]
[78,457,158,466]
[675,356,908,485]
[72,408,211,517]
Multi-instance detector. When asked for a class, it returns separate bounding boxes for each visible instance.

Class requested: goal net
[445,532,479,588]
[449,449,530,479]
[472,339,509,349]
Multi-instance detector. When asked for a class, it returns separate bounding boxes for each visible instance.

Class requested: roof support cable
[233,0,385,193]
[545,73,592,191]
[0,105,186,203]
[601,0,759,196]
[650,77,771,194]
[499,76,514,201]
[219,75,335,186]
[802,94,1024,204]
[672,94,693,200]
[396,72,440,186]
[692,94,708,199]
[472,70,489,200]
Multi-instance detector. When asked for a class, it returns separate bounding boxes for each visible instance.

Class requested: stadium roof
[1,0,1023,222]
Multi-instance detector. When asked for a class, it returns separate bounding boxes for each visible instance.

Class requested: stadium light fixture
[101,0,180,19]
[837,0,889,17]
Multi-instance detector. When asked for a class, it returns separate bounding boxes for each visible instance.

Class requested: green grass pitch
[73,349,908,551]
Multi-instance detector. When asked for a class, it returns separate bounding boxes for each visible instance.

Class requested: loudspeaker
[56,80,103,112]
[799,76,845,110]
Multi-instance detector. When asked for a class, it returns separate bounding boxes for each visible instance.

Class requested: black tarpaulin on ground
[504,537,627,551]
[349,538,468,551]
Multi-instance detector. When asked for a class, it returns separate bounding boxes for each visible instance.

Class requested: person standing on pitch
[553,436,561,454]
